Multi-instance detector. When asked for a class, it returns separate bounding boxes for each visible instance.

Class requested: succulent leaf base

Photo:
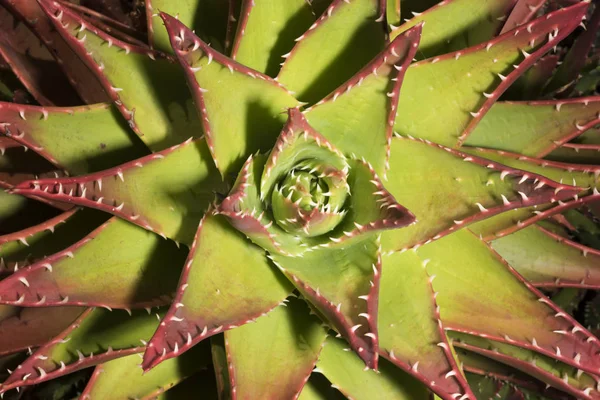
[0,0,600,399]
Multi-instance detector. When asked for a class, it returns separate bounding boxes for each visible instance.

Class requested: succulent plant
[0,0,600,398]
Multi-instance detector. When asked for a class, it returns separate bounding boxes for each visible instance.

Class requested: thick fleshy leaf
[0,190,61,236]
[162,12,300,176]
[500,0,547,34]
[146,0,229,52]
[505,54,560,100]
[271,236,381,369]
[0,217,186,309]
[389,0,515,58]
[0,102,149,174]
[1,0,109,104]
[142,212,293,370]
[230,0,315,76]
[394,2,588,148]
[81,342,211,400]
[317,337,429,400]
[380,135,581,252]
[0,305,85,356]
[380,246,474,400]
[37,0,203,151]
[407,229,600,377]
[0,307,163,392]
[465,372,571,400]
[277,0,386,104]
[464,98,600,157]
[11,137,224,245]
[304,24,421,176]
[490,223,600,289]
[223,299,327,399]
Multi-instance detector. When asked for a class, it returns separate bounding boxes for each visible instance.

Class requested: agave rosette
[0,0,599,399]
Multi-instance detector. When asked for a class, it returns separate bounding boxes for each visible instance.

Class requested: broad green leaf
[0,217,187,309]
[0,191,61,235]
[380,246,474,400]
[277,0,386,104]
[231,0,315,76]
[38,1,203,151]
[305,24,421,176]
[143,212,293,370]
[380,136,579,252]
[386,0,401,26]
[13,138,225,245]
[271,236,381,369]
[81,342,211,400]
[224,299,327,399]
[163,13,300,176]
[316,336,429,400]
[394,3,588,147]
[490,224,600,288]
[298,375,346,400]
[0,102,149,175]
[390,0,514,59]
[465,99,600,157]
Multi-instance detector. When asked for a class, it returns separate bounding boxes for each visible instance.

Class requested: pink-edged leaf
[508,54,560,99]
[464,97,600,157]
[270,236,382,370]
[0,0,109,104]
[161,12,300,177]
[0,217,186,309]
[380,247,474,400]
[10,137,224,245]
[142,212,293,371]
[304,24,422,177]
[381,135,582,252]
[0,305,85,357]
[500,0,547,34]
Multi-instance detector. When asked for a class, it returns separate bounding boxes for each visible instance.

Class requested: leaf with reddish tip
[0,217,187,309]
[390,0,515,59]
[501,0,547,34]
[451,332,600,399]
[81,341,211,400]
[304,24,421,177]
[379,247,474,400]
[0,307,163,393]
[464,98,600,157]
[504,54,559,100]
[142,212,293,371]
[1,0,109,104]
[0,208,108,274]
[316,336,429,400]
[162,13,300,177]
[223,299,327,399]
[380,136,580,253]
[0,102,149,175]
[395,2,588,148]
[277,0,386,104]
[271,236,381,369]
[0,305,85,357]
[231,0,315,76]
[490,223,600,289]
[146,0,229,53]
[11,138,224,245]
[37,0,202,151]
[409,229,600,377]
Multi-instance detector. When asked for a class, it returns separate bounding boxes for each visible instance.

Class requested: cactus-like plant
[0,0,600,398]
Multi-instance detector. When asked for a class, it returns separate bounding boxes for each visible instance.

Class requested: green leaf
[464,98,600,157]
[231,0,315,76]
[380,245,474,400]
[223,299,327,399]
[0,102,149,175]
[0,217,187,309]
[80,342,211,400]
[38,0,203,151]
[394,3,588,147]
[390,0,515,59]
[304,24,421,176]
[162,13,300,177]
[277,0,386,104]
[142,212,293,370]
[316,336,429,400]
[12,138,225,245]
